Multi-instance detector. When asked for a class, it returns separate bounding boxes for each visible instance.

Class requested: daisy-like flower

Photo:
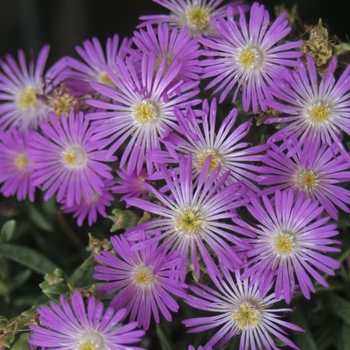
[112,168,151,208]
[183,269,303,349]
[29,292,145,350]
[28,111,116,207]
[86,52,200,175]
[61,178,115,226]
[200,2,302,112]
[255,141,350,220]
[265,55,350,154]
[139,0,249,37]
[126,23,203,84]
[0,45,64,131]
[237,190,340,303]
[125,154,252,280]
[66,34,132,96]
[151,98,267,193]
[93,232,187,330]
[0,128,36,201]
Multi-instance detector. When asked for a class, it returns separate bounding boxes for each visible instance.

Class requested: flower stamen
[174,206,206,236]
[232,301,262,331]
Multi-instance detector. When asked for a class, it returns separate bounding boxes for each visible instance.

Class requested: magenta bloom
[0,45,64,131]
[29,292,145,350]
[0,128,36,201]
[94,232,187,330]
[265,55,350,155]
[183,269,303,349]
[61,178,115,226]
[200,2,302,112]
[29,111,116,207]
[112,168,151,208]
[151,98,267,193]
[237,190,340,303]
[86,53,200,175]
[125,154,252,280]
[139,0,249,37]
[66,34,132,96]
[255,141,350,220]
[127,23,202,84]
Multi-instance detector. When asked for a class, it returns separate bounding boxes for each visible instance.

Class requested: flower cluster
[1,1,348,350]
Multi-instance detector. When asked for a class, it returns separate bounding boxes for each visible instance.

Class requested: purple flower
[112,168,151,208]
[255,141,350,220]
[183,269,303,349]
[93,232,187,330]
[126,23,203,84]
[86,53,200,175]
[139,0,249,37]
[0,128,36,201]
[125,154,252,280]
[151,98,267,193]
[0,45,64,131]
[265,55,350,155]
[200,2,302,112]
[28,111,116,207]
[61,178,115,226]
[237,190,340,303]
[66,34,132,96]
[29,292,145,350]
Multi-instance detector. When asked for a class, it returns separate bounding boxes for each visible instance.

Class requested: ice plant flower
[237,190,340,303]
[61,178,115,226]
[200,2,302,112]
[66,34,132,96]
[255,141,350,220]
[112,168,151,208]
[0,45,64,131]
[126,23,203,84]
[94,232,187,330]
[125,154,252,280]
[86,52,200,175]
[183,269,302,349]
[139,0,249,37]
[0,128,36,201]
[265,55,350,154]
[151,98,267,192]
[29,292,145,350]
[28,111,116,207]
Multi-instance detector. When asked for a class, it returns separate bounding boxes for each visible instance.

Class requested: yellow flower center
[232,301,262,331]
[132,101,158,125]
[309,105,330,123]
[238,48,262,69]
[51,94,75,116]
[187,5,210,27]
[62,146,87,169]
[195,149,222,174]
[273,231,295,256]
[295,168,318,193]
[78,331,105,350]
[15,153,31,169]
[174,206,205,236]
[99,72,114,87]
[133,265,155,286]
[79,343,96,350]
[16,86,38,110]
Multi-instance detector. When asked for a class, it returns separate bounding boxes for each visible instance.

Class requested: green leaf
[0,220,16,243]
[8,269,31,291]
[342,323,350,348]
[289,308,318,350]
[26,202,54,232]
[12,332,30,350]
[328,293,350,327]
[156,323,172,350]
[0,244,57,275]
